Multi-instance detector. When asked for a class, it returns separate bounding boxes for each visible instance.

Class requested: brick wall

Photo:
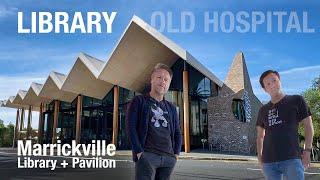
[208,84,262,154]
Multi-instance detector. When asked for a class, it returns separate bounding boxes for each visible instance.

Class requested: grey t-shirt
[144,96,174,156]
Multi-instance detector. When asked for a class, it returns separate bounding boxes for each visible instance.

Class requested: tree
[0,121,14,147]
[299,76,320,146]
[312,75,320,89]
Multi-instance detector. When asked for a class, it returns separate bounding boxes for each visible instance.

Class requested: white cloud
[251,65,320,102]
[0,45,78,67]
[245,47,272,59]
[0,5,17,18]
[0,74,46,100]
[280,65,320,75]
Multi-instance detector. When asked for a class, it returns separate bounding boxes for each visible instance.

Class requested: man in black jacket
[126,63,182,180]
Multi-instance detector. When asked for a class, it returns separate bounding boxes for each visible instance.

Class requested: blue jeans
[135,152,177,180]
[262,159,304,180]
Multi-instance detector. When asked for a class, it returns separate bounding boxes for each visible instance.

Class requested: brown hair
[259,70,280,88]
[151,63,173,78]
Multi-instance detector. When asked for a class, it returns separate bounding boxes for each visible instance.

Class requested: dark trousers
[135,152,177,180]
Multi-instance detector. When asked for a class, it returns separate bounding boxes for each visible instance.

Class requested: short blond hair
[151,63,173,78]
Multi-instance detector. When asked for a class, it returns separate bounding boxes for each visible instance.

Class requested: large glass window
[118,87,137,149]
[42,87,137,147]
[164,90,184,143]
[45,100,75,144]
[43,101,55,144]
[81,96,105,144]
[169,58,183,91]
[168,59,184,138]
[232,99,246,122]
[168,59,215,149]
[101,89,114,143]
[188,64,212,148]
[103,89,113,106]
[57,101,75,144]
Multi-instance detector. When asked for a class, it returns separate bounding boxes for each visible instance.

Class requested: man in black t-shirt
[256,70,314,180]
[126,63,182,180]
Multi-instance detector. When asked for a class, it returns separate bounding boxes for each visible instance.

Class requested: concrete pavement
[2,147,320,167]
[116,149,258,161]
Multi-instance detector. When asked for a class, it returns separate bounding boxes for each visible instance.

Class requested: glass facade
[43,101,54,143]
[118,88,136,149]
[41,59,219,150]
[168,59,216,149]
[188,63,212,148]
[43,100,76,144]
[80,95,106,144]
[57,101,75,143]
[41,87,137,150]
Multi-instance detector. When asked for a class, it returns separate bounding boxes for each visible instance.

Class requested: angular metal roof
[61,52,113,99]
[98,15,223,93]
[23,82,51,106]
[4,15,224,109]
[38,71,77,102]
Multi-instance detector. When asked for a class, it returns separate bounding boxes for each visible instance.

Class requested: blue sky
[0,0,320,127]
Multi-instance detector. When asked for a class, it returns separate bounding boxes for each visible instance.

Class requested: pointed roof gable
[61,52,113,99]
[38,71,77,102]
[224,52,253,93]
[23,82,51,106]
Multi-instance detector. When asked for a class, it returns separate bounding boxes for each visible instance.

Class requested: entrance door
[189,99,208,149]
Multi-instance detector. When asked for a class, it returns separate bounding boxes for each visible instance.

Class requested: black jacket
[125,95,182,162]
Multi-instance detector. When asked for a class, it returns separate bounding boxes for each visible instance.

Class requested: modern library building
[1,16,262,153]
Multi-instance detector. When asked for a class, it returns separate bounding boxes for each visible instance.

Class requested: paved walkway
[116,149,258,161]
[0,147,256,161]
[2,147,320,165]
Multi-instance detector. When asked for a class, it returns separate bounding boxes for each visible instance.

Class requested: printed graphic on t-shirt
[268,108,283,127]
[150,103,168,128]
